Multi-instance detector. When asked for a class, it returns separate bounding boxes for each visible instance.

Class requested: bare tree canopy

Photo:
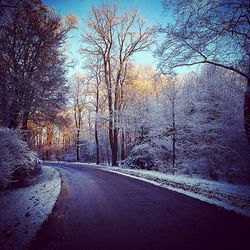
[157,0,249,77]
[156,0,250,141]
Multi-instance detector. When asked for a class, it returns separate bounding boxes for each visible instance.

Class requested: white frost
[0,166,61,250]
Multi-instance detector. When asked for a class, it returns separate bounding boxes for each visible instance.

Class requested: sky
[43,0,192,75]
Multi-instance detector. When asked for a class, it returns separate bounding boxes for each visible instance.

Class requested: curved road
[31,163,250,250]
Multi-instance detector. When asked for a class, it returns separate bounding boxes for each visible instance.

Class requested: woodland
[0,0,250,186]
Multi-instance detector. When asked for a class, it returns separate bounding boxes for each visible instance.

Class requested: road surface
[30,163,250,250]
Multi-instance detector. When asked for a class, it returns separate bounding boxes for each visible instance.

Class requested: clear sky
[43,0,193,75]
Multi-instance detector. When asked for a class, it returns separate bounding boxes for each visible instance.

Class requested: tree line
[0,0,249,182]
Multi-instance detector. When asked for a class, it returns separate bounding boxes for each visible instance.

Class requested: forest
[0,0,250,187]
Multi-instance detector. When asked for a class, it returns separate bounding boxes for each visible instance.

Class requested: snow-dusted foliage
[0,127,38,189]
[31,64,250,184]
[125,141,169,170]
[123,65,170,170]
[174,65,250,182]
[122,64,250,183]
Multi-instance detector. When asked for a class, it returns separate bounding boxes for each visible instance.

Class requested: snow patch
[0,166,61,250]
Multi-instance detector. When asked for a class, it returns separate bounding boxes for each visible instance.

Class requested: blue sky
[44,0,165,24]
[43,0,193,74]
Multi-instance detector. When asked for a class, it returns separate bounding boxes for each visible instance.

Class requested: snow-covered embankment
[0,166,61,250]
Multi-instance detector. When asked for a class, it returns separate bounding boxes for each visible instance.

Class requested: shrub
[125,142,169,170]
[0,127,39,189]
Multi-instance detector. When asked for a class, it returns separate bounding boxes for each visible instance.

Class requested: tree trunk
[108,95,115,165]
[95,88,100,164]
[113,127,119,166]
[120,78,126,161]
[112,81,120,166]
[46,124,53,160]
[172,102,176,174]
[0,82,9,127]
[104,59,117,166]
[21,111,31,145]
[74,99,81,162]
[172,128,176,174]
[76,128,80,162]
[8,103,19,129]
[76,112,81,162]
[121,128,126,161]
[95,123,100,165]
[244,80,250,143]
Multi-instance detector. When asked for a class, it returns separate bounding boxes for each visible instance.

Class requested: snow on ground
[0,166,61,250]
[63,162,250,217]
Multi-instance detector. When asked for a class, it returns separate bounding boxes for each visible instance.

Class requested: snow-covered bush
[0,127,39,189]
[61,149,76,162]
[125,141,169,170]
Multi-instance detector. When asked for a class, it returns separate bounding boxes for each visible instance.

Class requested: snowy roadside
[0,166,61,250]
[64,162,250,218]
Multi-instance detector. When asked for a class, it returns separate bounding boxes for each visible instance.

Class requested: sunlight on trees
[0,0,249,183]
[0,0,77,139]
[81,2,155,166]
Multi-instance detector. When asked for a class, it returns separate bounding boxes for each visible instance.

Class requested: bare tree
[165,77,179,174]
[70,74,90,162]
[156,0,250,141]
[81,3,154,165]
[85,55,104,164]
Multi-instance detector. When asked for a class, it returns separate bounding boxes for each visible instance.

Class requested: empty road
[30,163,250,250]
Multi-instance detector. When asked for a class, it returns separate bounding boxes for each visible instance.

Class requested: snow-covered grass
[61,161,250,218]
[0,166,61,250]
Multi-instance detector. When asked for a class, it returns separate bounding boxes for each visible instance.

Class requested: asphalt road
[30,163,250,250]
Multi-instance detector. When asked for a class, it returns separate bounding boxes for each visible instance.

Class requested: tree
[0,0,77,137]
[175,65,250,181]
[123,64,169,170]
[84,55,104,164]
[81,2,154,166]
[69,74,90,162]
[163,76,179,173]
[156,0,250,141]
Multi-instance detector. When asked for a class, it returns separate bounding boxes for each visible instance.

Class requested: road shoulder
[0,166,61,250]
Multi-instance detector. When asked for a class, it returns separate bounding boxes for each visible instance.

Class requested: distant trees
[69,74,90,162]
[1,0,248,183]
[162,76,179,173]
[0,0,77,138]
[84,55,104,164]
[122,65,169,170]
[156,0,250,141]
[33,110,73,161]
[81,3,154,166]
